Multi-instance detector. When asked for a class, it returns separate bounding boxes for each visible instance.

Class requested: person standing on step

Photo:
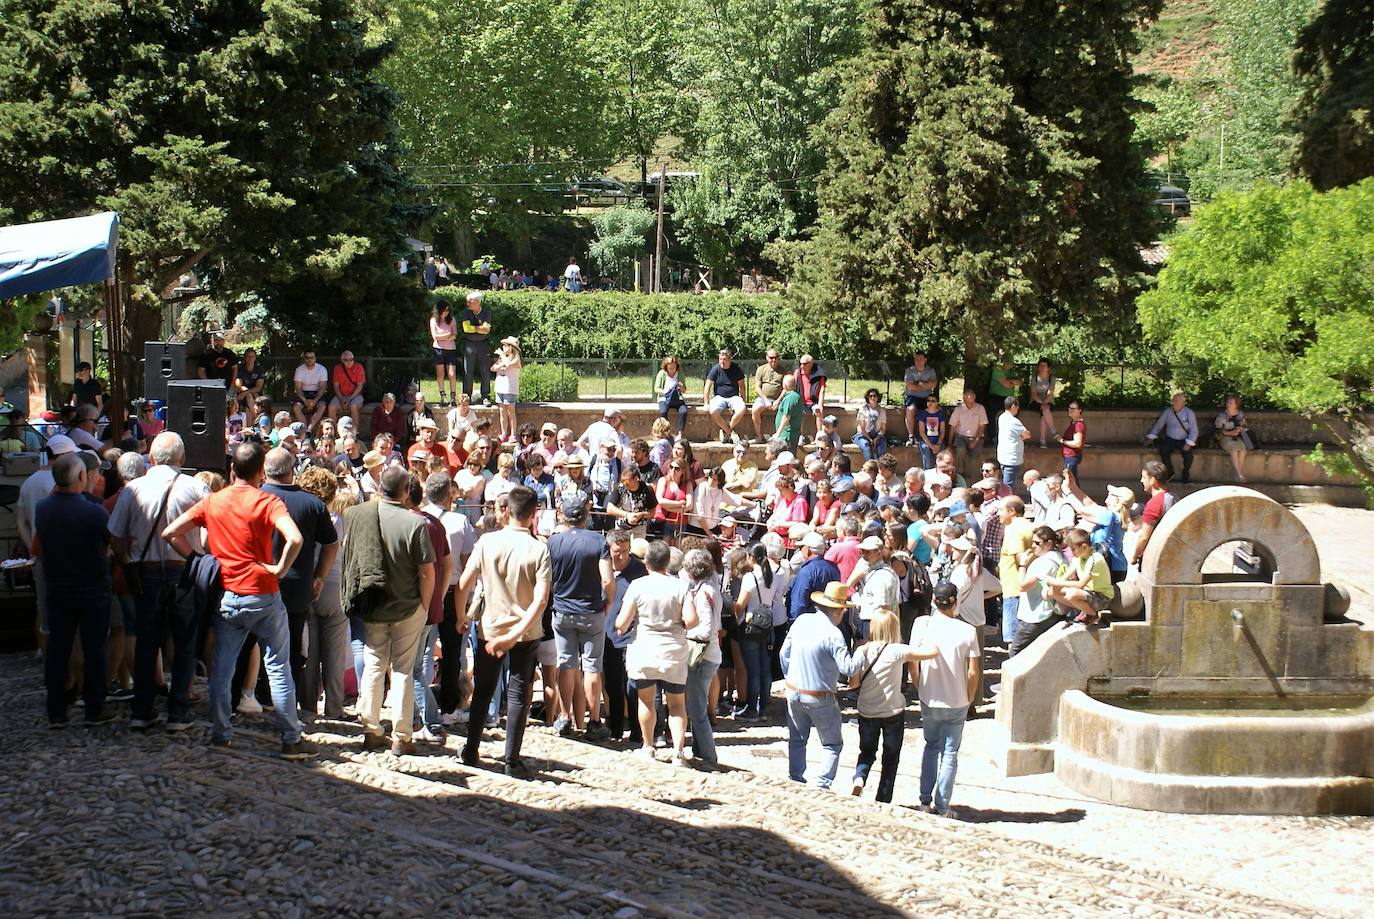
[548,496,615,740]
[913,581,980,816]
[780,582,856,789]
[455,485,551,778]
[460,290,494,406]
[34,454,114,728]
[161,442,317,759]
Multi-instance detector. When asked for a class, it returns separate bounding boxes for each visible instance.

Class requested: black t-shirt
[261,483,337,605]
[636,460,661,485]
[547,527,610,618]
[461,306,492,342]
[72,377,103,407]
[200,347,238,383]
[707,363,745,400]
[239,361,265,392]
[608,481,657,521]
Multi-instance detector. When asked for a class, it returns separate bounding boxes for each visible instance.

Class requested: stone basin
[1054,689,1374,815]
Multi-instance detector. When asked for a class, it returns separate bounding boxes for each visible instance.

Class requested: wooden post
[25,333,49,418]
[653,165,666,294]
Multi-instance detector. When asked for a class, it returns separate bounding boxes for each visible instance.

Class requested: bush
[519,363,580,402]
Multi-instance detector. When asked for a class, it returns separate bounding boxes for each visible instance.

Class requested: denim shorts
[496,392,517,405]
[631,677,686,694]
[553,612,605,673]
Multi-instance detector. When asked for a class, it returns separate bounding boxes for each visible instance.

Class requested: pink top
[430,316,456,350]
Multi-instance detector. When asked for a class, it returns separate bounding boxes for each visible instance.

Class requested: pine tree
[0,0,422,353]
[790,0,1161,368]
[1290,0,1374,190]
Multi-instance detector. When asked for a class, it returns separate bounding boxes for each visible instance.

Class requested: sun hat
[362,450,385,470]
[45,434,78,456]
[416,417,438,430]
[810,582,851,610]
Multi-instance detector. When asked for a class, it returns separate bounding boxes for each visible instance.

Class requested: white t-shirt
[913,613,979,709]
[495,362,520,396]
[949,561,996,627]
[294,363,329,395]
[1019,552,1061,626]
[424,502,477,585]
[564,262,582,281]
[851,641,913,718]
[996,411,1027,466]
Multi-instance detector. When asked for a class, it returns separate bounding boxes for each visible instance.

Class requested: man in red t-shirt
[406,418,457,475]
[1058,399,1087,477]
[1131,460,1174,569]
[328,351,367,430]
[162,442,315,759]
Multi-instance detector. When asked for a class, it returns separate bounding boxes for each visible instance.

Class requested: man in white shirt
[421,473,476,725]
[911,582,980,817]
[291,349,330,431]
[947,388,988,484]
[577,408,629,459]
[995,397,1030,490]
[107,432,211,731]
[563,257,583,293]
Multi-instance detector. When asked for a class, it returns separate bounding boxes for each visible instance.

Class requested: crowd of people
[19,328,1204,817]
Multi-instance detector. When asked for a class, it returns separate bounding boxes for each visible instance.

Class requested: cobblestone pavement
[0,654,1350,919]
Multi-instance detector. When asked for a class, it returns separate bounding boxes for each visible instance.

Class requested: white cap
[45,434,78,456]
[416,417,438,430]
[859,535,884,551]
[801,531,826,551]
[776,451,796,466]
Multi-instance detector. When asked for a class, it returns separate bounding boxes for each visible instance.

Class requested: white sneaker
[635,746,657,762]
[236,694,264,715]
[671,752,689,768]
[415,726,447,744]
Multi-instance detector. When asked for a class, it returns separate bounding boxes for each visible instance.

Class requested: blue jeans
[917,442,937,469]
[853,432,887,460]
[1063,454,1081,477]
[686,658,720,764]
[853,712,905,803]
[658,392,688,435]
[211,591,302,744]
[1002,594,1020,644]
[1000,463,1019,488]
[786,691,844,788]
[738,636,771,716]
[411,623,442,731]
[919,704,967,814]
[350,616,366,683]
[132,563,199,723]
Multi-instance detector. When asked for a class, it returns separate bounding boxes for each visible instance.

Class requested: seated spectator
[796,354,827,438]
[750,350,785,443]
[291,349,329,430]
[902,351,938,445]
[655,356,690,437]
[1145,392,1198,485]
[234,347,267,414]
[405,392,436,447]
[554,426,590,468]
[704,349,747,444]
[328,351,366,429]
[915,396,945,470]
[853,388,888,460]
[722,442,759,494]
[371,392,406,445]
[67,404,105,451]
[1214,395,1251,483]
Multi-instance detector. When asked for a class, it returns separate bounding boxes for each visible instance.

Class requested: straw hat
[810,582,851,610]
[362,450,385,470]
[500,336,520,348]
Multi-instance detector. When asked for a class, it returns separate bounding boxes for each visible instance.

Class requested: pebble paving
[0,654,1334,919]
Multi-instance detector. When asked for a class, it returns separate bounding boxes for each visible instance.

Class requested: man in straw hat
[780,581,856,788]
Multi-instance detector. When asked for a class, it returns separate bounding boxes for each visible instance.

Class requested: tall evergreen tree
[1289,0,1374,190]
[790,0,1161,367]
[0,0,422,353]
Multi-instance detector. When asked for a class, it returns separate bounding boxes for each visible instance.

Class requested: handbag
[123,483,176,595]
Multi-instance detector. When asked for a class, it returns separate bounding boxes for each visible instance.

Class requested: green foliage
[469,257,504,273]
[518,363,581,402]
[0,0,422,354]
[791,0,1160,361]
[1138,178,1374,489]
[1289,0,1374,190]
[672,0,862,272]
[0,293,46,354]
[448,290,863,361]
[588,204,656,279]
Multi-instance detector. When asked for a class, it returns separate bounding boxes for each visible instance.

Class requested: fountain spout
[1231,608,1244,627]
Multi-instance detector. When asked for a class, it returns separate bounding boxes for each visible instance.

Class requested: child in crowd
[1044,528,1114,624]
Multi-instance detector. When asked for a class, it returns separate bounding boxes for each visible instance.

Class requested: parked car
[641,170,700,200]
[1155,184,1192,217]
[571,176,631,205]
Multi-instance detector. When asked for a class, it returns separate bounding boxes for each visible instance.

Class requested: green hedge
[432,290,872,362]
[519,363,580,402]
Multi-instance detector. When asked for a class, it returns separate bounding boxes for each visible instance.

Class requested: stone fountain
[994,486,1374,815]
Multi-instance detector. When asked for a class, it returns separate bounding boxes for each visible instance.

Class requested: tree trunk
[1317,408,1374,498]
[453,219,475,268]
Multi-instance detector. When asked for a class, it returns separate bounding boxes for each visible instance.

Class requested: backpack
[738,571,776,641]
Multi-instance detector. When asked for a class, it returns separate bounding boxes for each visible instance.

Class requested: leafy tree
[672,0,862,272]
[1138,179,1374,498]
[790,0,1161,372]
[588,204,656,282]
[0,0,422,355]
[381,0,618,265]
[1289,0,1374,190]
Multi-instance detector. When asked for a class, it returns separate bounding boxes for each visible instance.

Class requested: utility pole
[653,163,666,294]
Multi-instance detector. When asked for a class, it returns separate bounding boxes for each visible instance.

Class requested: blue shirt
[1091,508,1128,573]
[788,556,840,621]
[605,556,647,649]
[35,492,110,600]
[547,526,609,619]
[780,608,855,693]
[1147,405,1199,444]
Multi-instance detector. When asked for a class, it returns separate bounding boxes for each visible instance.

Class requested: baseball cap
[290,422,307,437]
[1107,485,1135,501]
[776,451,796,466]
[933,581,958,606]
[560,496,587,523]
[801,531,826,551]
[822,414,838,425]
[859,535,884,551]
[416,417,438,430]
[733,442,748,454]
[947,500,969,517]
[410,450,430,462]
[877,495,902,511]
[45,434,78,456]
[41,410,60,422]
[832,475,855,493]
[925,471,951,489]
[337,416,355,433]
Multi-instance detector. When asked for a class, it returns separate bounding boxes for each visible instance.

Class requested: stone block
[1106,622,1181,679]
[1002,743,1056,777]
[1146,584,1206,627]
[997,624,1110,746]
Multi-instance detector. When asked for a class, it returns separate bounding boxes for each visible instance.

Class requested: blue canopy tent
[0,212,120,299]
[0,211,127,438]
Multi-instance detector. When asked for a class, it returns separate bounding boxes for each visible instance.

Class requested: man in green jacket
[343,466,435,755]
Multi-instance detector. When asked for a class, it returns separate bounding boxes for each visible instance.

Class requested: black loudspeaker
[143,341,188,402]
[166,379,226,470]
